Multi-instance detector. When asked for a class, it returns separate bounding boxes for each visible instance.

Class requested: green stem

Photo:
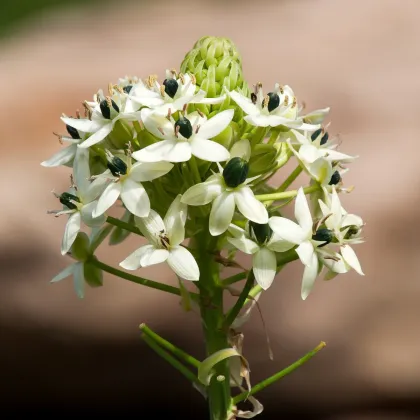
[106,216,142,235]
[140,324,200,368]
[142,335,201,387]
[232,341,326,405]
[255,184,320,202]
[196,228,232,420]
[222,271,247,286]
[223,271,255,328]
[189,156,202,184]
[89,258,196,298]
[276,165,303,193]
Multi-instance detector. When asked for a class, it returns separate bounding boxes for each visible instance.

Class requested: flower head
[120,195,199,281]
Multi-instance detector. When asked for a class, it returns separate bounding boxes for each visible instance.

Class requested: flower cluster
[43,36,364,301]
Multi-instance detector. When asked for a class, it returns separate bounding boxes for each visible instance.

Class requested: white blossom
[131,109,232,163]
[228,83,319,130]
[93,151,173,218]
[120,195,199,281]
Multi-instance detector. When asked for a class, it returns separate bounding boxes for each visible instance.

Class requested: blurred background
[1,0,419,418]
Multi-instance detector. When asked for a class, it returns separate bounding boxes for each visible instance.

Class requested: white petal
[41,145,76,167]
[230,139,251,161]
[73,147,91,197]
[78,123,113,148]
[244,114,271,127]
[341,245,364,275]
[301,252,319,300]
[72,262,85,299]
[51,263,76,283]
[129,161,173,182]
[309,158,333,185]
[295,188,313,236]
[162,141,192,163]
[299,144,322,164]
[132,140,175,163]
[120,245,164,270]
[227,236,259,255]
[329,187,343,229]
[324,149,357,162]
[209,191,235,236]
[191,137,230,162]
[141,248,170,267]
[167,246,200,281]
[81,201,106,227]
[302,107,330,125]
[61,212,81,255]
[181,176,224,205]
[268,217,306,244]
[289,129,311,146]
[84,176,109,203]
[296,240,315,266]
[323,254,349,274]
[234,187,268,224]
[140,108,169,139]
[196,94,226,105]
[198,109,234,139]
[267,231,296,252]
[61,117,97,133]
[135,209,165,246]
[94,182,121,217]
[164,195,187,246]
[252,248,277,290]
[121,178,150,217]
[228,91,259,116]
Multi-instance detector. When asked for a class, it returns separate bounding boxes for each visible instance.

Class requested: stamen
[262,95,269,109]
[279,85,284,95]
[160,85,166,97]
[108,82,113,96]
[189,73,196,85]
[291,97,297,108]
[197,109,204,118]
[251,93,257,104]
[53,132,64,145]
[283,95,289,107]
[179,73,185,84]
[195,124,200,134]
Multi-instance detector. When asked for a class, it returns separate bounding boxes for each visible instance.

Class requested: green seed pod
[223,157,249,188]
[329,170,341,185]
[107,156,128,177]
[100,99,119,119]
[108,119,133,149]
[249,221,273,245]
[71,232,90,262]
[312,228,334,247]
[84,256,103,288]
[175,116,193,139]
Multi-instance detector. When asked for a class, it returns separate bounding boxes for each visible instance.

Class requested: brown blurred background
[1,0,419,418]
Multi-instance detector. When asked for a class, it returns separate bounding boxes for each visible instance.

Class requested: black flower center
[249,221,273,244]
[311,129,329,145]
[107,156,128,176]
[312,228,334,247]
[123,85,133,94]
[59,192,80,210]
[262,92,280,112]
[223,157,249,188]
[163,78,179,99]
[100,99,120,119]
[66,124,80,139]
[175,116,193,139]
[329,171,341,185]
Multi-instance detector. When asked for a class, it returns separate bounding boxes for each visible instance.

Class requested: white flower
[181,160,268,236]
[120,195,199,281]
[93,150,173,218]
[41,119,86,168]
[131,109,232,163]
[51,261,86,298]
[62,89,141,149]
[129,70,225,117]
[50,148,106,255]
[227,221,295,290]
[228,83,319,130]
[289,128,356,165]
[318,187,364,276]
[268,188,327,300]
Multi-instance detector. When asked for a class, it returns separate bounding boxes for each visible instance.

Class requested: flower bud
[211,120,238,150]
[180,36,248,97]
[248,144,277,176]
[223,157,249,188]
[59,192,80,210]
[107,155,128,177]
[84,256,103,288]
[71,232,90,261]
[175,116,193,139]
[249,221,273,244]
[100,98,120,119]
[329,170,341,185]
